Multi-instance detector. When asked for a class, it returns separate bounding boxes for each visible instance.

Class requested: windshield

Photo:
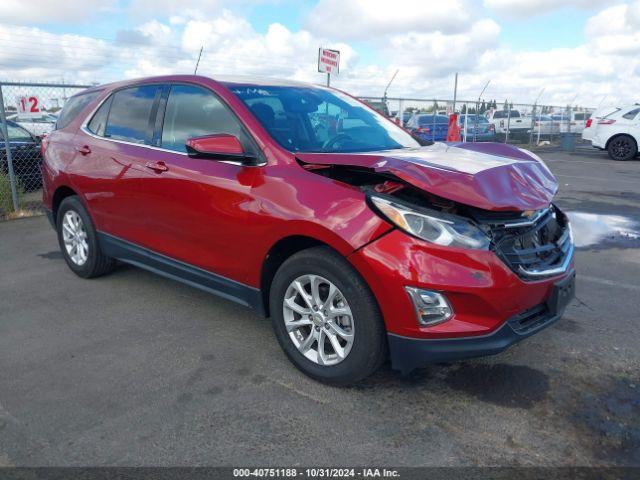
[228,85,419,153]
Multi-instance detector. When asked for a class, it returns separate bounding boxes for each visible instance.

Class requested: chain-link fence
[359,96,596,147]
[0,81,92,220]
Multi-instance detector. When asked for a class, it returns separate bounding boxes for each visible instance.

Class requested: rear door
[74,84,162,243]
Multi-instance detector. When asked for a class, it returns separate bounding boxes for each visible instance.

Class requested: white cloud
[386,19,500,78]
[484,0,613,18]
[0,0,117,24]
[0,1,639,108]
[306,0,473,39]
[585,1,640,56]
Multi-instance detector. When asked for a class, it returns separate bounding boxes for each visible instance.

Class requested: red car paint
[43,75,573,348]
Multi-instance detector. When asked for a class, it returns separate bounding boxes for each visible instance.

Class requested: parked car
[406,114,449,142]
[402,110,414,127]
[588,104,640,161]
[457,114,496,142]
[551,111,592,135]
[42,75,575,384]
[528,115,560,137]
[485,109,530,139]
[582,106,620,143]
[8,113,58,137]
[0,120,42,190]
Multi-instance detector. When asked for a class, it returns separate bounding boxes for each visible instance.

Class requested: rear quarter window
[55,91,101,130]
[622,108,640,120]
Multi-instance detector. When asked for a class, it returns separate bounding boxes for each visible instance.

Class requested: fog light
[405,287,453,326]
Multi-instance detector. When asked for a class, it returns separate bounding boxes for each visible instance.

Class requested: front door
[132,83,261,284]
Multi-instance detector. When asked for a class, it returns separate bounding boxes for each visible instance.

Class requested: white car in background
[582,106,621,143]
[529,115,559,137]
[7,113,58,137]
[555,111,592,135]
[589,104,640,161]
[485,109,531,138]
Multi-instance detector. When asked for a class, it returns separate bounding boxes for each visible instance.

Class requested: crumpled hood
[296,142,557,212]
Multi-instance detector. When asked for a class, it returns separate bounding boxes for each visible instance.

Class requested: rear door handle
[145,161,168,173]
[76,145,91,156]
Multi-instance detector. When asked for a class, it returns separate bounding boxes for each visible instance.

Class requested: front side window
[161,84,244,152]
[104,85,159,144]
[229,85,419,153]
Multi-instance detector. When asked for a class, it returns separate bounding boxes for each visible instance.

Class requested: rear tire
[56,196,116,278]
[269,246,386,385]
[607,135,637,161]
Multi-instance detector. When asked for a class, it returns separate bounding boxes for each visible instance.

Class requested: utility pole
[452,72,458,113]
[194,46,204,74]
[473,80,490,142]
[383,69,399,102]
[531,88,545,145]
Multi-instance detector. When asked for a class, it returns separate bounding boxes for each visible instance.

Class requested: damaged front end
[299,156,573,281]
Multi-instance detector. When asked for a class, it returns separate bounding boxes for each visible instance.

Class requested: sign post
[318,48,340,87]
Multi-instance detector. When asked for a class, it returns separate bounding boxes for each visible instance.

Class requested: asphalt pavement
[0,149,638,467]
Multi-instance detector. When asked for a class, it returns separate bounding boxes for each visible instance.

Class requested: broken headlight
[369,195,490,250]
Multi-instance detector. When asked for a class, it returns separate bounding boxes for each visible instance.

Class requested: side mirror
[185,134,257,164]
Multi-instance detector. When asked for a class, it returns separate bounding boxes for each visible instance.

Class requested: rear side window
[105,85,160,144]
[622,108,640,120]
[161,84,243,152]
[56,91,100,130]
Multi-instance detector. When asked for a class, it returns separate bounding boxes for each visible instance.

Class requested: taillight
[415,127,431,134]
[40,133,49,158]
[488,124,495,132]
[598,119,616,125]
[585,118,592,128]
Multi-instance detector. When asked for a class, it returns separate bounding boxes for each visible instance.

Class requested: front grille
[481,205,573,280]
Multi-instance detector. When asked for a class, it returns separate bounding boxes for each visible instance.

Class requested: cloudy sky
[0,0,638,107]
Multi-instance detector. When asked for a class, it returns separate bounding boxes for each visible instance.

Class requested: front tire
[56,196,116,278]
[269,246,386,385]
[607,135,637,161]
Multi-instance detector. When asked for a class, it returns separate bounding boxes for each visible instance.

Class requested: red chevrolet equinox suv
[43,75,575,384]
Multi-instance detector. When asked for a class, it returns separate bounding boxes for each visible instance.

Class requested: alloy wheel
[62,210,89,266]
[282,274,355,366]
[611,138,631,160]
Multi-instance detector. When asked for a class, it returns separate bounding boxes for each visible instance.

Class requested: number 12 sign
[18,96,42,115]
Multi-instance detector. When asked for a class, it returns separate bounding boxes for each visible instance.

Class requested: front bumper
[388,271,575,373]
[348,228,576,373]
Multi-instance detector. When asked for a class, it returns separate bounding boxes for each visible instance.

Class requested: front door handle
[145,161,168,173]
[76,145,91,156]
